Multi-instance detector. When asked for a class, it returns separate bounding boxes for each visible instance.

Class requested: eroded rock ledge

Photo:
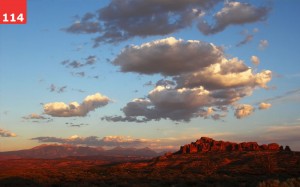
[177,137,291,154]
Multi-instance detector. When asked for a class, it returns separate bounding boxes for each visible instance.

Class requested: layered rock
[177,137,287,154]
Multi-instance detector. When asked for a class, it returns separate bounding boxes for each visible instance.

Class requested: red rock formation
[284,146,292,152]
[267,143,280,151]
[178,137,283,154]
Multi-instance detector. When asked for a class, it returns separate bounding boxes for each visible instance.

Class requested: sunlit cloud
[234,104,255,119]
[251,55,260,66]
[63,0,270,46]
[103,37,272,122]
[113,37,223,76]
[198,2,270,35]
[0,128,16,137]
[259,102,272,110]
[23,113,47,120]
[31,135,151,148]
[44,93,111,117]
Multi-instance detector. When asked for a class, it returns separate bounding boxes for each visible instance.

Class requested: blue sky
[0,0,300,152]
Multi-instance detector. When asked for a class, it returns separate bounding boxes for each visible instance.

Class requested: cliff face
[178,137,286,154]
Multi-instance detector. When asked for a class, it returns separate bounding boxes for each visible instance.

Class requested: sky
[1,0,300,152]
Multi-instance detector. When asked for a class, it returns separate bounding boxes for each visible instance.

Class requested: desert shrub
[281,177,300,187]
[257,179,280,187]
[257,178,300,187]
[255,154,277,174]
[199,157,218,176]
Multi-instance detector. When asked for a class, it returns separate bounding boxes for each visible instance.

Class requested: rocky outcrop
[284,146,292,152]
[177,137,285,154]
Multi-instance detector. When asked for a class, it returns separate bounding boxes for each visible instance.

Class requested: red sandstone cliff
[177,137,289,154]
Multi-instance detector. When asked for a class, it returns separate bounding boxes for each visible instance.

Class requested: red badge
[0,0,27,24]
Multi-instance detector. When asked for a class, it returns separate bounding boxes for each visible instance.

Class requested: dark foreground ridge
[177,137,292,154]
[0,137,299,187]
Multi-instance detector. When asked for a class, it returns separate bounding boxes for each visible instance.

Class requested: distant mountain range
[0,144,160,160]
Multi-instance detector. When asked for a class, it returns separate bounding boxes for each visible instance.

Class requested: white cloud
[113,37,223,76]
[251,55,260,66]
[31,135,151,148]
[104,37,272,122]
[23,113,48,120]
[64,1,270,45]
[0,128,16,137]
[44,93,111,117]
[234,104,255,119]
[259,39,269,50]
[103,86,253,122]
[259,102,272,110]
[175,59,271,90]
[198,2,269,35]
[65,0,221,45]
[198,107,214,118]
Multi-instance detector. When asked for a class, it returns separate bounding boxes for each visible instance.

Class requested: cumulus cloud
[63,0,219,45]
[234,104,254,119]
[107,87,214,122]
[62,0,270,47]
[198,2,269,35]
[103,86,248,122]
[259,102,272,110]
[0,128,16,137]
[259,39,269,49]
[113,37,223,76]
[104,37,272,122]
[64,1,271,45]
[44,93,111,117]
[113,38,272,90]
[92,0,219,45]
[31,135,149,147]
[251,55,260,66]
[198,107,214,118]
[175,60,271,90]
